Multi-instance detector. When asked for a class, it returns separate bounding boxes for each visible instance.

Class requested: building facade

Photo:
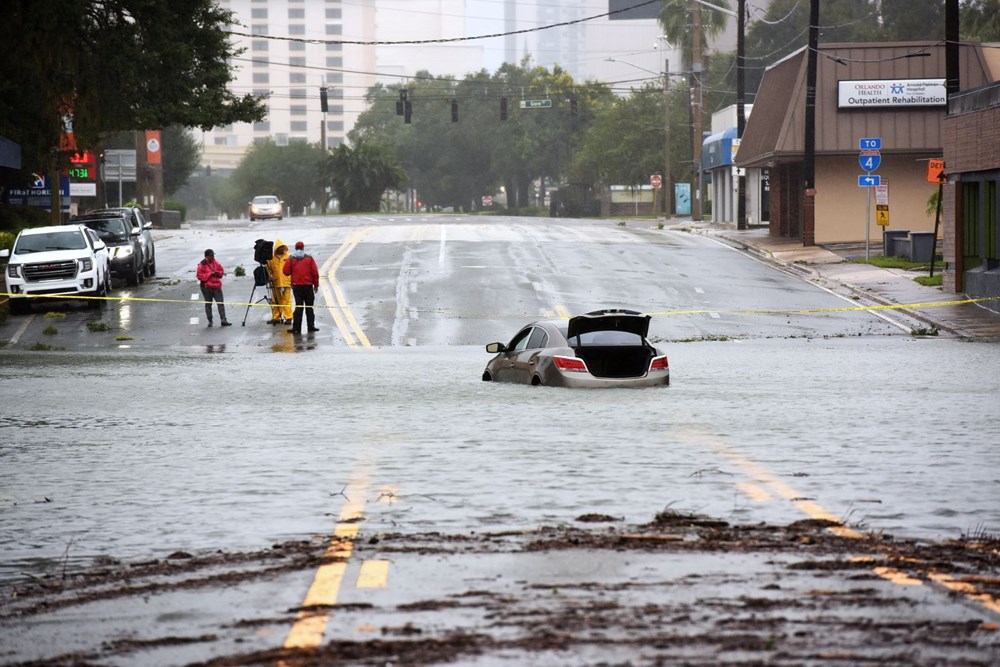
[736,42,993,246]
[942,81,1000,310]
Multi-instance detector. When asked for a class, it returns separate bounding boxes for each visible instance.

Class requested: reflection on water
[205,344,227,354]
[1,338,998,582]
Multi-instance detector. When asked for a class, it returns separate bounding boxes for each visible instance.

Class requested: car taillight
[650,355,669,370]
[554,355,588,372]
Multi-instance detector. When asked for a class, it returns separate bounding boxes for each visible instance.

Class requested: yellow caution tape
[2,291,999,319]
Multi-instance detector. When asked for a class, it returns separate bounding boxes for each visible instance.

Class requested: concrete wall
[814,155,939,245]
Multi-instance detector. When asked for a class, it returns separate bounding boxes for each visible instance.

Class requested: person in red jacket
[196,249,232,327]
[282,240,320,334]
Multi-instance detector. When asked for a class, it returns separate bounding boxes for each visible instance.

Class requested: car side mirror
[143,221,152,230]
[93,240,106,251]
[486,342,505,353]
[0,249,10,259]
[131,228,140,236]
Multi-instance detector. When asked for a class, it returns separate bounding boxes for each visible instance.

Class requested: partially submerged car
[482,309,669,387]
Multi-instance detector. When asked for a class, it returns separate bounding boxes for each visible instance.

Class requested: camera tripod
[242,262,273,326]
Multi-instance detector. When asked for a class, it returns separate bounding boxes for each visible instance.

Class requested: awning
[701,127,738,171]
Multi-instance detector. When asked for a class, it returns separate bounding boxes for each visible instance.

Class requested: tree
[658,0,731,70]
[963,0,1000,40]
[230,140,329,215]
[0,0,265,174]
[327,142,405,213]
[162,126,202,197]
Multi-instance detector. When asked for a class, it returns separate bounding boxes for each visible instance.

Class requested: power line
[224,0,660,46]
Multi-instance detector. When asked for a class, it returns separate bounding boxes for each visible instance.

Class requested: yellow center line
[679,427,1000,615]
[282,474,369,651]
[317,227,374,348]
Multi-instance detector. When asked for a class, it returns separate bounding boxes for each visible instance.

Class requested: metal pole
[736,0,747,229]
[663,58,671,217]
[865,182,871,260]
[802,0,819,246]
[930,182,943,277]
[691,0,702,222]
[117,154,123,207]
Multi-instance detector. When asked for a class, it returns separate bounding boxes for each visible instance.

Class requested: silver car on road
[482,309,670,387]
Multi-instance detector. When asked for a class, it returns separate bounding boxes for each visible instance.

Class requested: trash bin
[909,232,936,262]
[883,230,909,257]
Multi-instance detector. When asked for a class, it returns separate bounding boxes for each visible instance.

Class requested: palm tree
[658,0,731,70]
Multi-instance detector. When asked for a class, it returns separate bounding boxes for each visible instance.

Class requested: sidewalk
[672,221,1000,340]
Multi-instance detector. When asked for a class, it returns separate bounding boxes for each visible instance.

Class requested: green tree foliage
[350,60,613,212]
[162,127,202,197]
[229,140,329,215]
[326,142,405,213]
[0,0,265,173]
[963,0,1000,40]
[658,0,731,70]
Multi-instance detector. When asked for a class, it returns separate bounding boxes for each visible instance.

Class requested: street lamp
[607,55,673,217]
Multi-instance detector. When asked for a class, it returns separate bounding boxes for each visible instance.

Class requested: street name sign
[519,99,552,109]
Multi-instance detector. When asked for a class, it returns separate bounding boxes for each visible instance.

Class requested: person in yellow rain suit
[266,239,294,324]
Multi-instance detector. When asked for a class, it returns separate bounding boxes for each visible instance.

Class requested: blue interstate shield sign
[859,152,881,172]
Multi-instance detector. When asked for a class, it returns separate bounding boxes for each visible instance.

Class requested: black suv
[87,207,156,277]
[68,212,144,286]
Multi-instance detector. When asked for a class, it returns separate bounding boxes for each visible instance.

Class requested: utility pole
[663,58,672,217]
[736,0,747,230]
[802,0,819,246]
[691,0,703,221]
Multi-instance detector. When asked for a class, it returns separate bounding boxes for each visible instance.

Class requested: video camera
[253,238,274,264]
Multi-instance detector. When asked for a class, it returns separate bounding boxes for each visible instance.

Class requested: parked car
[1,225,111,314]
[69,212,144,286]
[87,206,155,276]
[482,309,670,387]
[249,195,283,221]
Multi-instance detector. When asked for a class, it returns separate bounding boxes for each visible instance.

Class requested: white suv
[1,225,111,314]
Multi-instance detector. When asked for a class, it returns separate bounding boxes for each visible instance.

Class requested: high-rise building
[198,0,482,172]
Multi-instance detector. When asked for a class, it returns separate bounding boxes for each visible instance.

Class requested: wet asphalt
[1,214,998,665]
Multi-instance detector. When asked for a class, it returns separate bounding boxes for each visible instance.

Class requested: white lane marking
[438,225,447,270]
[409,308,419,320]
[709,312,721,319]
[407,337,417,346]
[6,314,35,347]
[190,293,199,300]
[695,287,705,294]
[189,317,199,325]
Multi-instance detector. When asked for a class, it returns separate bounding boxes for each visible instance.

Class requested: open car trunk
[573,344,654,378]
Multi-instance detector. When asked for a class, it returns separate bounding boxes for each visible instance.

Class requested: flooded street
[3,335,999,582]
[2,216,999,665]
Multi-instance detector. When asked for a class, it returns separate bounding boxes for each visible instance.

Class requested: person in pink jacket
[196,249,232,327]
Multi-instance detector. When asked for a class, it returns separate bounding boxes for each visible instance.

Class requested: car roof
[20,224,87,235]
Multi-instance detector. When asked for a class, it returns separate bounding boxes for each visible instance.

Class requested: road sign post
[858,138,882,259]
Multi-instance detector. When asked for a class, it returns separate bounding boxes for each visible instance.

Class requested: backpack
[253,264,270,287]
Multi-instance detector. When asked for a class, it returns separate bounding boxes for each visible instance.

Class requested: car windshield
[14,230,87,253]
[565,330,645,346]
[80,219,129,243]
[253,196,278,205]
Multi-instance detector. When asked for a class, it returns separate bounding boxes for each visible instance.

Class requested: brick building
[942,81,1000,311]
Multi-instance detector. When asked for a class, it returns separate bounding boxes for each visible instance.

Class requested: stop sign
[650,174,662,188]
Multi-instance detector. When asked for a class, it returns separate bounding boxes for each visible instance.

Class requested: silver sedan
[482,310,669,387]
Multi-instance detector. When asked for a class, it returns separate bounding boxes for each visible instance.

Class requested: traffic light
[500,96,507,121]
[320,87,329,113]
[451,99,458,122]
[404,99,412,124]
[570,95,578,116]
[396,89,406,116]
